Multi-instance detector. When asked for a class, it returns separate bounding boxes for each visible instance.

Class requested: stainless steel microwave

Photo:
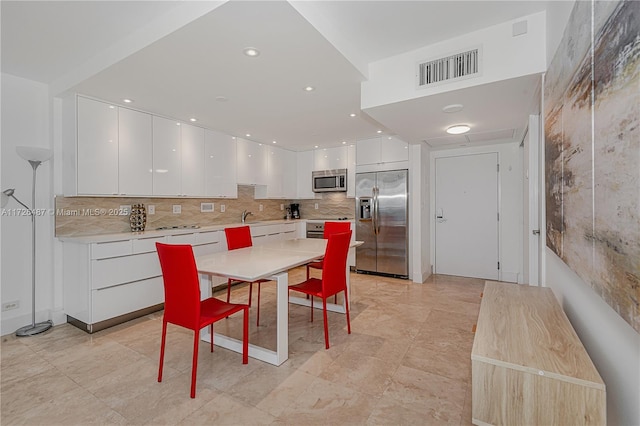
[312,169,347,192]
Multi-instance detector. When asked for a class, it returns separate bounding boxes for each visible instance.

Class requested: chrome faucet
[241,210,253,223]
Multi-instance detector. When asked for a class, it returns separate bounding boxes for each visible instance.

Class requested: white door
[522,115,541,285]
[435,152,499,280]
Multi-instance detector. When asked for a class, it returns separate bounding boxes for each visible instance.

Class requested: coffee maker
[290,203,300,219]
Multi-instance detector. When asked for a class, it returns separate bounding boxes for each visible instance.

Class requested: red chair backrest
[323,221,350,239]
[321,231,352,297]
[225,226,253,251]
[155,243,201,329]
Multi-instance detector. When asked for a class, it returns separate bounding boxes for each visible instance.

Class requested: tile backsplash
[55,186,355,237]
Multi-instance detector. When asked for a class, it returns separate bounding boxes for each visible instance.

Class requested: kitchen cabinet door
[77,97,119,195]
[205,130,237,198]
[381,136,409,163]
[266,146,285,198]
[118,107,152,196]
[236,138,267,185]
[281,148,296,198]
[314,146,347,170]
[356,137,381,165]
[180,123,205,196]
[296,150,317,199]
[347,144,356,198]
[152,116,181,196]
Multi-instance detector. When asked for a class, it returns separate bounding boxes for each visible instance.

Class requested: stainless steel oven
[306,222,325,239]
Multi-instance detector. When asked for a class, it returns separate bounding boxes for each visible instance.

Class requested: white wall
[362,11,546,109]
[545,250,640,425]
[1,73,57,335]
[430,142,522,282]
[409,143,431,283]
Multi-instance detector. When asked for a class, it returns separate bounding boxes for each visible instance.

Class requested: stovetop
[155,225,201,230]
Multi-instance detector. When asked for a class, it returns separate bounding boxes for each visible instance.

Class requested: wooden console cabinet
[471,281,606,425]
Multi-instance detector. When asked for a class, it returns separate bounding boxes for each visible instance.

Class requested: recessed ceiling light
[272,141,277,144]
[349,113,356,117]
[446,124,471,134]
[176,123,181,126]
[123,99,133,103]
[376,130,382,134]
[442,104,464,113]
[190,118,197,122]
[109,105,115,109]
[314,145,318,149]
[342,141,347,144]
[304,86,315,92]
[243,47,260,57]
[246,133,251,137]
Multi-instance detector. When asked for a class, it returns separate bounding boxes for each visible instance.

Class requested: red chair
[306,221,351,303]
[289,231,352,349]
[224,226,270,326]
[155,243,249,398]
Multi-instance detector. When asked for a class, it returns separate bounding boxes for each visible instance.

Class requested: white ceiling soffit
[1,1,225,94]
[424,128,516,149]
[70,1,382,151]
[363,74,541,148]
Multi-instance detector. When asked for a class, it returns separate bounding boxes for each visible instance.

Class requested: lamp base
[15,320,53,337]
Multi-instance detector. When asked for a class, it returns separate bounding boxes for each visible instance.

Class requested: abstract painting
[545,0,639,333]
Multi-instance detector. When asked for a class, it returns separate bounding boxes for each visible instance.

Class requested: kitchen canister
[129,204,147,232]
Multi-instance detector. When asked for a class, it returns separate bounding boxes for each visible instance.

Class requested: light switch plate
[220,204,226,213]
[148,205,155,215]
[172,205,181,214]
[314,203,319,210]
[259,204,263,212]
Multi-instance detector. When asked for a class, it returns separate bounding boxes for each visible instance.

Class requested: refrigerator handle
[372,186,380,235]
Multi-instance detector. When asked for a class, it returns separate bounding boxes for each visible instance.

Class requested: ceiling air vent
[417,47,481,87]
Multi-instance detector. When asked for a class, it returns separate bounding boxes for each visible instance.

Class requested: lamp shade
[16,146,53,163]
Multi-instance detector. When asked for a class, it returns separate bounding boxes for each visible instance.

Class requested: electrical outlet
[314,203,319,210]
[200,203,214,213]
[280,204,284,211]
[2,300,19,311]
[220,204,226,213]
[148,205,155,215]
[172,205,181,214]
[259,204,263,212]
[119,205,131,215]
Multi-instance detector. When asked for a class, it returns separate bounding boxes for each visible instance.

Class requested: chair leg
[190,330,200,398]
[242,307,249,364]
[306,264,310,280]
[322,298,330,349]
[310,295,314,322]
[158,320,167,382]
[343,290,351,335]
[226,278,232,303]
[256,282,261,326]
[210,324,214,352]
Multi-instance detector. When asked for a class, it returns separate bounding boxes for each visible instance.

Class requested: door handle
[532,229,540,235]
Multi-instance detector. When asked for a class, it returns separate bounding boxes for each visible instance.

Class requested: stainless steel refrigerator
[355,170,408,278]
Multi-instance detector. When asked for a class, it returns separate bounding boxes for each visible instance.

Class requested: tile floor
[1,268,485,425]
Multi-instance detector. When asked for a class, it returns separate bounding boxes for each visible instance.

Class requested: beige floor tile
[1,271,483,425]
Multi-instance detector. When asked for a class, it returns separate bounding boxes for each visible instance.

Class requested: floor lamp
[1,146,53,336]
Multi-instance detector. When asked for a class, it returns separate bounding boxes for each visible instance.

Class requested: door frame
[431,149,501,280]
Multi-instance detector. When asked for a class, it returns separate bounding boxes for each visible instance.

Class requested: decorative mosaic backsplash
[55,186,355,236]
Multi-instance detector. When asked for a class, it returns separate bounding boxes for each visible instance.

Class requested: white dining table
[196,238,358,366]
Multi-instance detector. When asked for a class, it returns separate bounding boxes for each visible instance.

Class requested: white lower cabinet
[63,230,223,333]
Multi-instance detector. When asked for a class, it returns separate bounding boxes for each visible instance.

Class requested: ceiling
[1,1,550,152]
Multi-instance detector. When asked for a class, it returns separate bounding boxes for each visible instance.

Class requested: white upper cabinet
[314,146,347,171]
[356,136,408,165]
[205,130,237,198]
[296,150,317,199]
[236,138,267,185]
[118,107,152,196]
[347,144,356,198]
[76,97,119,195]
[180,123,205,196]
[263,145,296,199]
[152,116,181,196]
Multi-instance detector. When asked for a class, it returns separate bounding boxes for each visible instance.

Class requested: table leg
[200,272,289,366]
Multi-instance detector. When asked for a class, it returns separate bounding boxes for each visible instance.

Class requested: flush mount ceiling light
[446,124,471,134]
[122,98,133,103]
[304,86,315,92]
[442,103,464,113]
[243,47,260,57]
